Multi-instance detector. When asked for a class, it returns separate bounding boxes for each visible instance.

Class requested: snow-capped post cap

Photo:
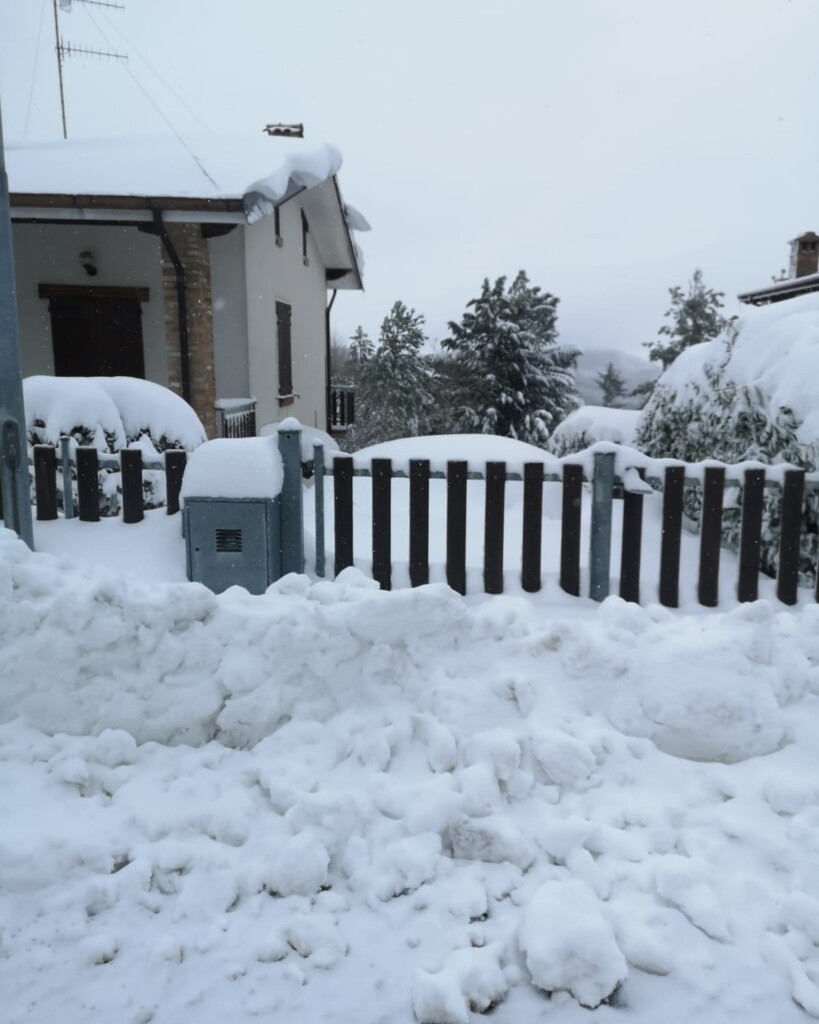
[277,417,302,433]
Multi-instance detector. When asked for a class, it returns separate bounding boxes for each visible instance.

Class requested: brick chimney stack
[789,231,819,278]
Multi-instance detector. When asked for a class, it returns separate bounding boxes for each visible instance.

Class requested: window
[276,301,293,405]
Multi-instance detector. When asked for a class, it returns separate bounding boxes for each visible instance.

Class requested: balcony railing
[215,398,257,438]
[329,383,355,432]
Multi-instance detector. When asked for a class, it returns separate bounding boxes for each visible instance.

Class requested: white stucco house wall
[7,132,367,438]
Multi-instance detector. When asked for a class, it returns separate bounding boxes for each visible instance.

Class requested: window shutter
[276,301,293,403]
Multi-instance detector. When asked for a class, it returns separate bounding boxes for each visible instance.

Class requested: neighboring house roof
[7,134,367,288]
[737,271,819,306]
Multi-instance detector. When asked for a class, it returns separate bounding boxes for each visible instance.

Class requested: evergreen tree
[443,271,578,444]
[348,326,374,374]
[354,302,436,446]
[644,269,732,370]
[596,362,626,407]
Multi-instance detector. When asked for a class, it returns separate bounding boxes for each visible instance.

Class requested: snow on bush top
[646,292,819,447]
[93,377,207,450]
[24,375,126,450]
[24,376,206,452]
[180,438,284,500]
[548,406,640,454]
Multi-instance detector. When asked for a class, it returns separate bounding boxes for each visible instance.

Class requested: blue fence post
[60,436,74,519]
[589,451,615,601]
[277,422,304,575]
[314,441,325,578]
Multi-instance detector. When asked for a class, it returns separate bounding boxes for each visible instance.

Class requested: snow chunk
[263,834,330,897]
[413,944,508,1024]
[520,880,627,1008]
[448,814,535,870]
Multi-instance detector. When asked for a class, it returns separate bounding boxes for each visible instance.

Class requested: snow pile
[547,405,640,456]
[181,437,284,500]
[2,526,819,1022]
[347,433,557,475]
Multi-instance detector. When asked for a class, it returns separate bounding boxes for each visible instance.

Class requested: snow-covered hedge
[634,294,819,581]
[547,406,639,457]
[24,376,207,514]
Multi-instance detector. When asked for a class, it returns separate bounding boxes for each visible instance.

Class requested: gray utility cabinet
[184,496,282,595]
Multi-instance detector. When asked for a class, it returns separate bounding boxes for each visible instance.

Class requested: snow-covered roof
[7,134,342,207]
[8,134,368,288]
[737,271,819,306]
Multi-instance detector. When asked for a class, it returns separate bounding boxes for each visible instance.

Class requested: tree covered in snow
[644,269,733,371]
[352,302,437,447]
[442,271,579,445]
[596,362,626,407]
[636,322,819,583]
[348,325,374,373]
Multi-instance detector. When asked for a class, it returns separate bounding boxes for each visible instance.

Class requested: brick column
[160,223,217,438]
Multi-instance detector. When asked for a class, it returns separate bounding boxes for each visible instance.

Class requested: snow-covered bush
[547,406,640,457]
[24,376,206,515]
[634,294,819,582]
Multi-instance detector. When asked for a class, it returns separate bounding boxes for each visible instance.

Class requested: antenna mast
[52,0,127,139]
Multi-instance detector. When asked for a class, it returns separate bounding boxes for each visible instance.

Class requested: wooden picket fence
[19,430,819,610]
[29,440,187,523]
[312,447,819,608]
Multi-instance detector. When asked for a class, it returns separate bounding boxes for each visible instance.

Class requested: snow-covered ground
[3,483,819,1022]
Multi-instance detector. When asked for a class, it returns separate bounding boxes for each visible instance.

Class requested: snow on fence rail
[26,439,187,523]
[311,443,819,608]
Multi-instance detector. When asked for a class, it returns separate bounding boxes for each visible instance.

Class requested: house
[738,231,819,307]
[7,130,367,438]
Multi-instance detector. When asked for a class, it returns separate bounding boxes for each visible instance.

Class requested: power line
[86,9,221,192]
[24,0,49,138]
[99,9,210,133]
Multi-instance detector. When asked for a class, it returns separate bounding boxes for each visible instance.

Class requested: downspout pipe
[325,289,338,434]
[152,210,191,405]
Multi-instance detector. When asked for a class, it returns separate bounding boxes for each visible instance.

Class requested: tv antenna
[52,0,127,139]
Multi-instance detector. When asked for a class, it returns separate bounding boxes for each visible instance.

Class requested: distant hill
[574,348,661,409]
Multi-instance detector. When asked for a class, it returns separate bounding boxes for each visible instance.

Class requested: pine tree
[354,302,436,446]
[644,269,732,370]
[596,362,626,407]
[443,271,578,444]
[348,326,374,372]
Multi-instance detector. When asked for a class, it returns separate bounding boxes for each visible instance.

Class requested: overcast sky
[2,0,818,357]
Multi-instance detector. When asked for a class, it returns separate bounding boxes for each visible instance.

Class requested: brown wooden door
[49,294,145,378]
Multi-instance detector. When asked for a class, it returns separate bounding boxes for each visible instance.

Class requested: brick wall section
[159,224,217,438]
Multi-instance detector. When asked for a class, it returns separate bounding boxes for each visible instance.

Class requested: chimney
[788,231,819,278]
[263,123,304,139]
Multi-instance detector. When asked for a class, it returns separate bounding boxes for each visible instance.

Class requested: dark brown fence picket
[698,466,725,607]
[521,463,543,593]
[659,466,685,607]
[33,445,58,521]
[620,481,643,604]
[120,449,144,524]
[76,447,100,522]
[334,456,354,576]
[737,468,765,602]
[484,462,506,594]
[446,461,467,595]
[560,464,583,596]
[372,458,392,590]
[777,469,804,606]
[164,450,187,515]
[409,460,430,587]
